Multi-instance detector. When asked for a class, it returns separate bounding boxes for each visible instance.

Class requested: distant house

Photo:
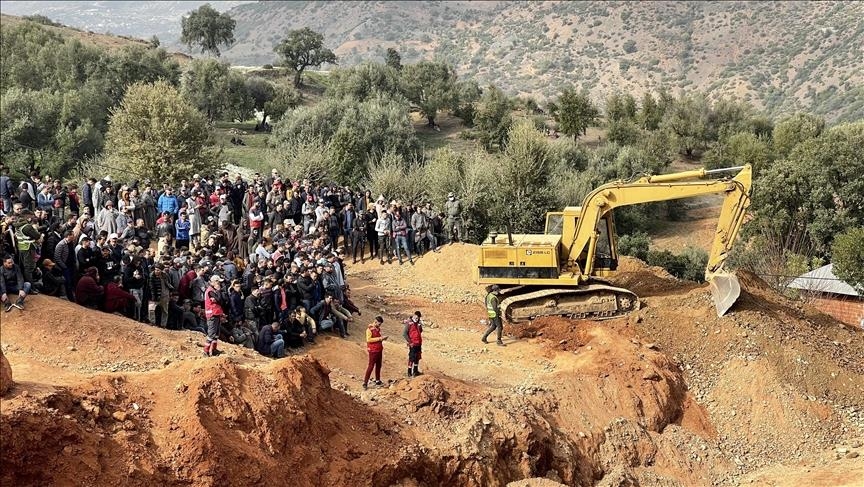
[787,264,863,328]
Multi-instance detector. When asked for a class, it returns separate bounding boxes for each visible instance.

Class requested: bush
[262,64,274,70]
[647,247,709,282]
[618,232,650,261]
[623,40,637,54]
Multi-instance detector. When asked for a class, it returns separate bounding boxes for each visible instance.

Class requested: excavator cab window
[545,212,563,235]
[593,216,617,271]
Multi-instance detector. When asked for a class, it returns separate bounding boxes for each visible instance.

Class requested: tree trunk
[427,115,435,127]
[293,69,303,88]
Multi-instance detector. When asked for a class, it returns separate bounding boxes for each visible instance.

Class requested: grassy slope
[0,14,192,64]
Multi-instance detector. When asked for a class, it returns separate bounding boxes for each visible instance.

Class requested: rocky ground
[1,244,862,486]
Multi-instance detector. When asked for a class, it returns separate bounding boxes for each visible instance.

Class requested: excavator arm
[566,165,752,316]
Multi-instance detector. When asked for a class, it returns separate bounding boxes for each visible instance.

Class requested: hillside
[0,1,250,44]
[0,14,192,64]
[221,1,863,122]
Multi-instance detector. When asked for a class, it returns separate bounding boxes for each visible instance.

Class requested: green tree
[605,92,637,123]
[400,60,457,127]
[105,81,215,182]
[450,79,481,126]
[606,119,641,146]
[182,59,251,122]
[0,21,182,177]
[274,27,337,88]
[638,92,663,130]
[245,77,275,123]
[326,62,402,101]
[749,121,864,254]
[180,3,236,57]
[264,84,301,122]
[271,95,419,184]
[772,112,825,158]
[474,85,513,151]
[490,120,559,232]
[551,87,599,139]
[703,132,773,172]
[662,92,710,157]
[831,227,864,293]
[385,47,402,70]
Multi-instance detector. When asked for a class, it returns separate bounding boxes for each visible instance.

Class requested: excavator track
[499,284,640,323]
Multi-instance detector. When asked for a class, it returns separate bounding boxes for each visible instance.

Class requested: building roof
[787,264,860,297]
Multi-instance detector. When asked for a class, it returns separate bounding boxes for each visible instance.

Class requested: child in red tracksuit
[363,316,388,389]
[403,310,424,377]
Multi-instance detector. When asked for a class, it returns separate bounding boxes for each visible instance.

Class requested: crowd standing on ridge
[0,164,453,376]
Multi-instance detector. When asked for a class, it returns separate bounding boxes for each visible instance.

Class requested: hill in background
[2,1,861,122]
[222,0,863,122]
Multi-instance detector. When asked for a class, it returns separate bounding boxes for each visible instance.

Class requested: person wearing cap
[362,316,388,389]
[203,274,227,357]
[482,285,505,346]
[403,311,424,377]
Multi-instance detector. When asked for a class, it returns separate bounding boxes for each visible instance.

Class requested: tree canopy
[550,87,599,139]
[180,3,236,57]
[400,60,457,127]
[105,81,215,182]
[274,27,337,88]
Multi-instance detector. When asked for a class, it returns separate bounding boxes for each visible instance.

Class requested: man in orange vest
[203,275,226,357]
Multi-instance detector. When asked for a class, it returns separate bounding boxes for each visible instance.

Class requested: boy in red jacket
[403,310,424,377]
[363,316,388,389]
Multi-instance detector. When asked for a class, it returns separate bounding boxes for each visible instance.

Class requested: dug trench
[1,247,862,486]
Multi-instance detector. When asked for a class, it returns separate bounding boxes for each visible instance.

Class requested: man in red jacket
[103,275,135,315]
[203,275,226,357]
[363,316,388,389]
[402,310,424,377]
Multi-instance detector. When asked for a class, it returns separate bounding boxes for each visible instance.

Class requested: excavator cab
[545,209,618,277]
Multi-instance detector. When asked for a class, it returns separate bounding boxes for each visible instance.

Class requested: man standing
[403,310,424,377]
[481,285,505,346]
[363,316,388,389]
[203,275,226,357]
[444,192,463,244]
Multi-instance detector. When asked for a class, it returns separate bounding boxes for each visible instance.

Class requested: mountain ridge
[221,0,863,121]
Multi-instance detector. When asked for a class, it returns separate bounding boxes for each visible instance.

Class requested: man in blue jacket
[157,188,179,217]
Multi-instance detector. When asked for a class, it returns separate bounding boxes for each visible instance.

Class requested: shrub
[618,232,650,261]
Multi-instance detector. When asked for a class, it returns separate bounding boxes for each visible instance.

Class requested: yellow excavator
[475,165,752,322]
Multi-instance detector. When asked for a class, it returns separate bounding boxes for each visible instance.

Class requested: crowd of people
[0,164,461,367]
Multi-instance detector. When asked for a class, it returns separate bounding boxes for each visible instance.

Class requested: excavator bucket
[709,271,741,317]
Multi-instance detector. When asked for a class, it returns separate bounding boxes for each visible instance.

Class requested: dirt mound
[0,349,11,396]
[610,256,691,296]
[0,295,263,375]
[351,242,484,304]
[1,355,420,487]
